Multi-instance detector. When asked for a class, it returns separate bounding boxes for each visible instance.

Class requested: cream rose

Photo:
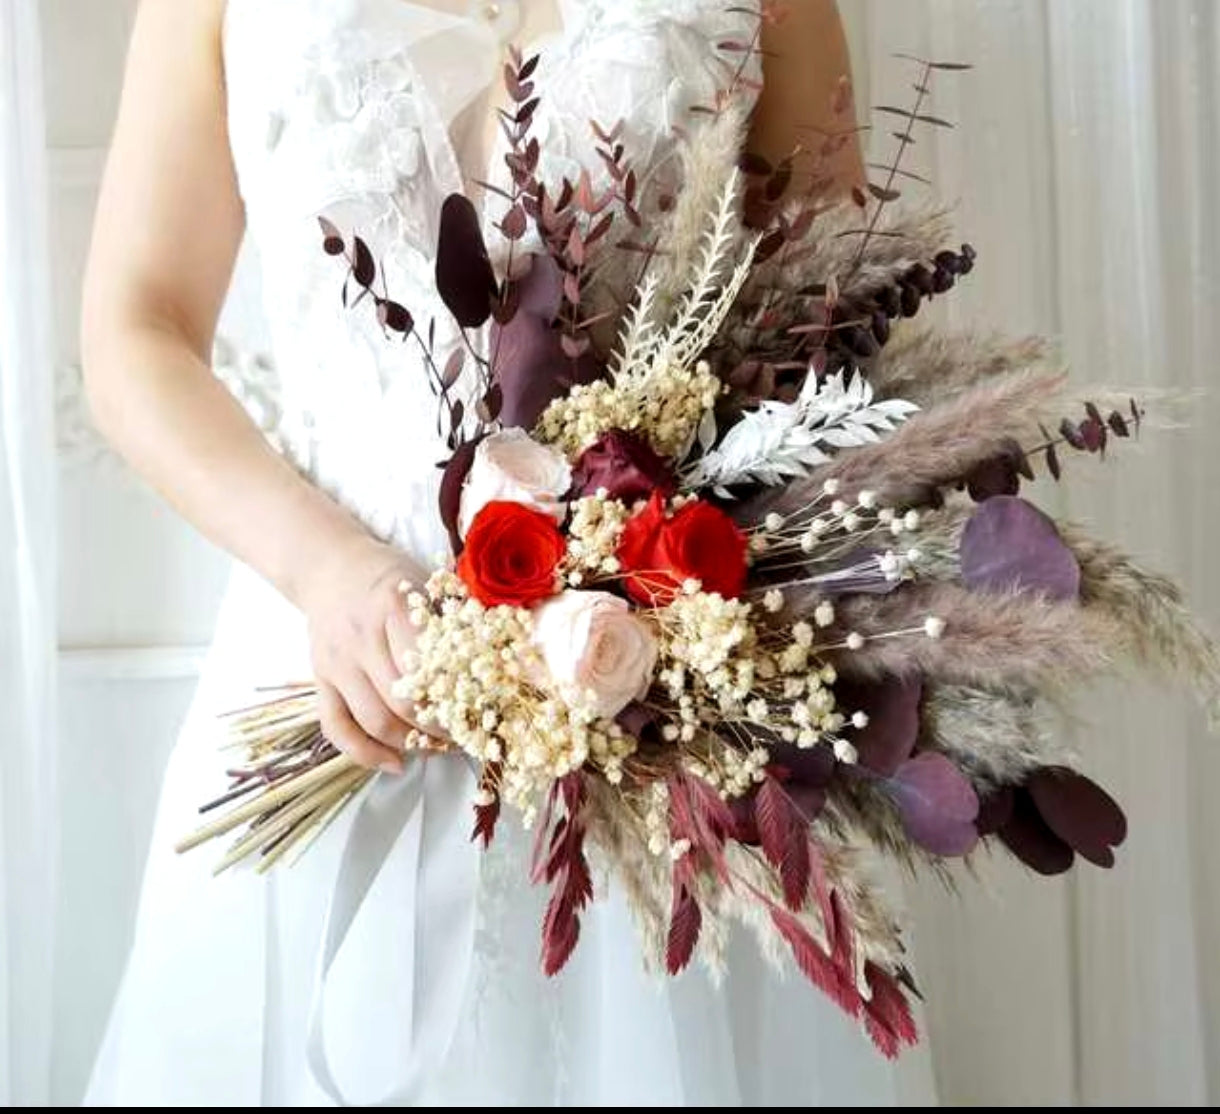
[531,590,658,720]
[459,428,572,538]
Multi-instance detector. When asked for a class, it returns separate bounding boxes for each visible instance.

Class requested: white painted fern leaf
[682,371,919,490]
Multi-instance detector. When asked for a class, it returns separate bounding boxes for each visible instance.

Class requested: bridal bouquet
[180,40,1220,1057]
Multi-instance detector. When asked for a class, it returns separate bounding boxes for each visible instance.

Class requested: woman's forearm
[83,321,383,610]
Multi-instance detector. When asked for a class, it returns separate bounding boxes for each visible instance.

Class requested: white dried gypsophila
[683,370,919,493]
[396,590,637,812]
[535,358,721,458]
[564,494,631,580]
[652,592,843,756]
[684,740,771,798]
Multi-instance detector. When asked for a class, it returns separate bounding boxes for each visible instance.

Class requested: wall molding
[58,645,209,683]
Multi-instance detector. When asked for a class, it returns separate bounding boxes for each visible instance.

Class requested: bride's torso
[222,0,756,559]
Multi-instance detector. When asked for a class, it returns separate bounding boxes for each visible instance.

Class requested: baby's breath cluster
[396,583,636,816]
[536,358,720,458]
[564,495,630,583]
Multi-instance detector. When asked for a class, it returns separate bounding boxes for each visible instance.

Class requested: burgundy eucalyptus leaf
[767,743,836,790]
[351,237,376,288]
[960,495,1081,601]
[436,194,497,328]
[836,676,922,777]
[890,752,979,856]
[438,435,484,556]
[975,786,1014,835]
[1026,766,1127,867]
[997,788,1074,875]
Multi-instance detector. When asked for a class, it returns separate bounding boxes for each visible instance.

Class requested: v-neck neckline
[393,0,569,198]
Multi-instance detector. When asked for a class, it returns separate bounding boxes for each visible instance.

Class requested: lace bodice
[222,0,757,560]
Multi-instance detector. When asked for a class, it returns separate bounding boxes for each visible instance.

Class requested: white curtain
[845,0,1220,1105]
[0,1,57,1106]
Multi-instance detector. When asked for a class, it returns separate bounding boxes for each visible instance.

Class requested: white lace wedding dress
[86,1,936,1105]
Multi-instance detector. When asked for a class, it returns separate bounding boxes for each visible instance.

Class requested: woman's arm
[749,0,865,197]
[82,0,415,771]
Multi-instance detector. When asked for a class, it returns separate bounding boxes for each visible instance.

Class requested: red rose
[457,500,565,607]
[617,492,748,606]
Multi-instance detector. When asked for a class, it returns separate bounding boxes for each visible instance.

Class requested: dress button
[468,0,520,42]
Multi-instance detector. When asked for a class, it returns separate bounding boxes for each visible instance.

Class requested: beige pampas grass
[870,326,1050,407]
[922,684,1060,789]
[649,102,752,315]
[1063,526,1220,723]
[823,582,1117,694]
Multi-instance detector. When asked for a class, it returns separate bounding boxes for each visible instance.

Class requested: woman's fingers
[340,668,414,751]
[367,624,411,723]
[317,679,404,774]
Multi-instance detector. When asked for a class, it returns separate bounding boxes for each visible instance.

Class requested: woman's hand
[299,533,426,774]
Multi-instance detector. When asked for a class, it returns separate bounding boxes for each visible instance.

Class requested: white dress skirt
[86,0,938,1104]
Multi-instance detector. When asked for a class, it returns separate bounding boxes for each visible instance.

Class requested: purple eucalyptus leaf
[436,195,497,328]
[1026,766,1126,868]
[490,313,572,428]
[960,495,1081,601]
[890,752,979,856]
[838,677,923,776]
[975,786,1015,835]
[514,252,565,320]
[997,787,1074,874]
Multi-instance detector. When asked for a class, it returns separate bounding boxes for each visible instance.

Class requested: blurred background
[2,0,1218,1105]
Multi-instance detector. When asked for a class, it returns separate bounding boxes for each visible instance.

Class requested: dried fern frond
[683,370,918,490]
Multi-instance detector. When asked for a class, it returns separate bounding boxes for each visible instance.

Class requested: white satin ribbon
[306,755,480,1106]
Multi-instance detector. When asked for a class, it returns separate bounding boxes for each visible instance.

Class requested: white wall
[42,0,233,1102]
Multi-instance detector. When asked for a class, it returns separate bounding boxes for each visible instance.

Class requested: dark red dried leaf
[318,216,345,255]
[472,797,500,848]
[1107,410,1130,437]
[665,884,702,974]
[863,963,918,1058]
[518,53,540,80]
[1045,441,1062,481]
[351,237,376,288]
[1026,766,1126,867]
[377,299,413,335]
[477,382,503,424]
[998,788,1075,875]
[755,777,811,910]
[975,786,1014,835]
[770,904,861,1016]
[501,204,528,241]
[1059,417,1087,451]
[868,182,902,203]
[436,195,497,328]
[738,151,773,176]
